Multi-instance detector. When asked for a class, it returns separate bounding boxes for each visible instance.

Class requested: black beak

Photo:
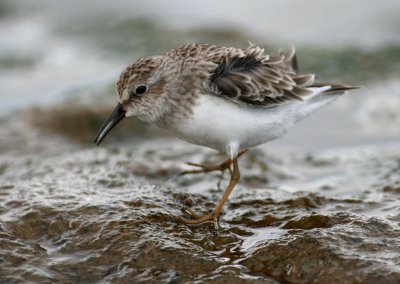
[94,103,126,145]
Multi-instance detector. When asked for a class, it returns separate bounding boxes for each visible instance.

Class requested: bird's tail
[292,83,360,123]
[310,83,361,95]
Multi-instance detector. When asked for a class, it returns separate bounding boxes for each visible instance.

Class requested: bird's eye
[135,85,147,95]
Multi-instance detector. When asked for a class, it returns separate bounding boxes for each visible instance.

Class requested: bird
[94,43,359,228]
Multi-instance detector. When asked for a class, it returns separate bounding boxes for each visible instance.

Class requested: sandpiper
[94,43,359,228]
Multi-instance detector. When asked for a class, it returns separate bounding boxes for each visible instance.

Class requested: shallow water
[1,1,400,283]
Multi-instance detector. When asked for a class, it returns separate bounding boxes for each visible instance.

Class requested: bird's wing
[204,44,354,107]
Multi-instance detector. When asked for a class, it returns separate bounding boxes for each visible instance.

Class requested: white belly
[165,90,339,155]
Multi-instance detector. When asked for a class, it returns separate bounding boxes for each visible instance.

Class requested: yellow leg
[181,156,241,229]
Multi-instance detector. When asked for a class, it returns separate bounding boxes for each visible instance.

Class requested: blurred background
[1,0,399,151]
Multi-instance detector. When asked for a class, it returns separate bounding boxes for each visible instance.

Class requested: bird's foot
[179,152,244,230]
[180,209,220,230]
[179,149,247,177]
[179,158,232,176]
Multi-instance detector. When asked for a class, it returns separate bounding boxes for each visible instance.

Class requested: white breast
[166,87,339,155]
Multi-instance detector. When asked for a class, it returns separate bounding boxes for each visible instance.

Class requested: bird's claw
[180,210,220,230]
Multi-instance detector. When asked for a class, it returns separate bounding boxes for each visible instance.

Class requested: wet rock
[1,118,400,283]
[283,214,333,230]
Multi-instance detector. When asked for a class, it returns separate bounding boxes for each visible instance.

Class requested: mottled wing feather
[206,44,316,106]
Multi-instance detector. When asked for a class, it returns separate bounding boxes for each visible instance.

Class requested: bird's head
[94,55,172,145]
